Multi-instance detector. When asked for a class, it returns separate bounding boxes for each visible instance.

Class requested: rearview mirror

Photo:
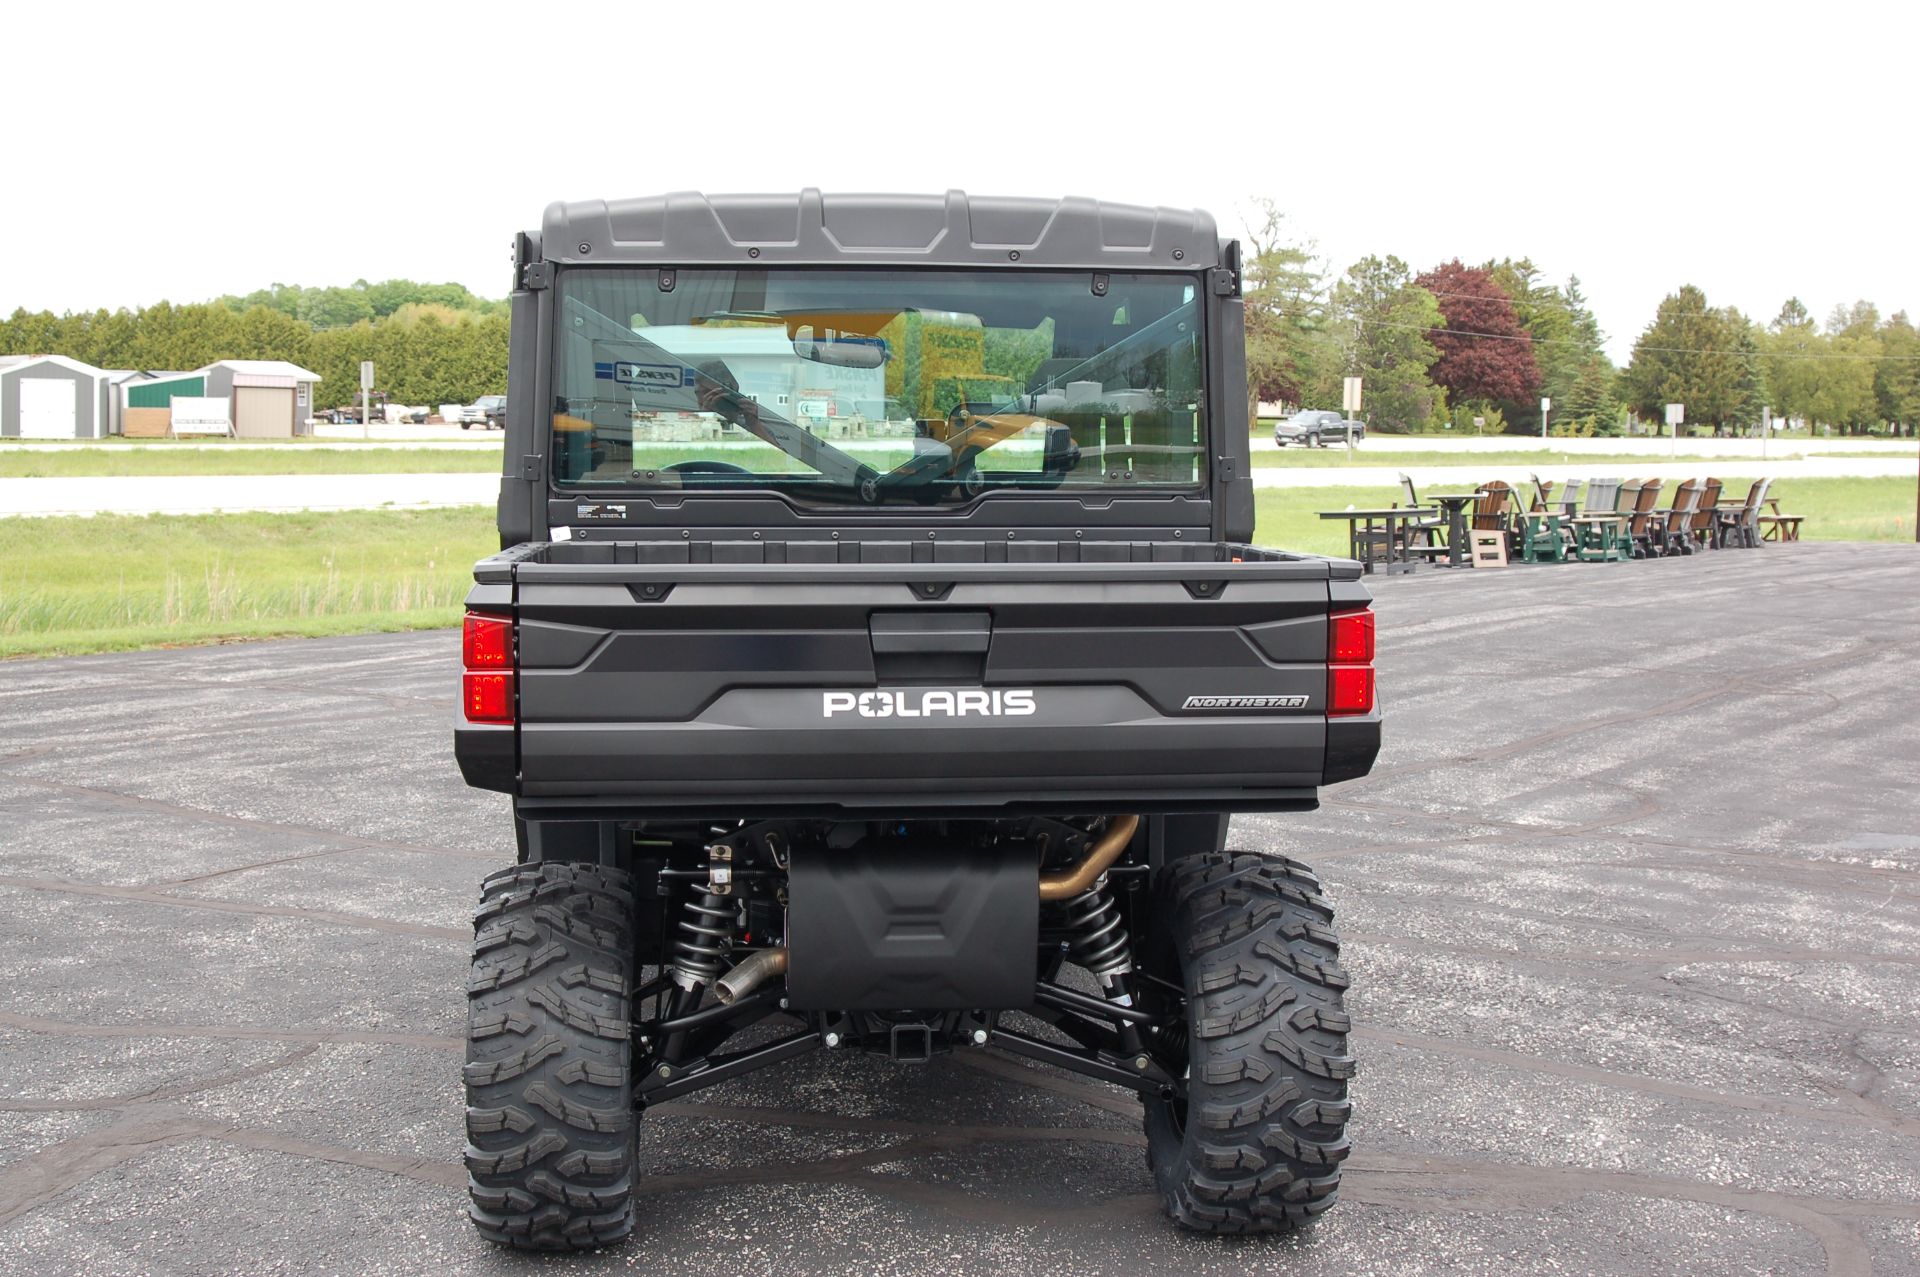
[791,332,889,369]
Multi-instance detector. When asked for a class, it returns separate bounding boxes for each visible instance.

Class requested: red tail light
[1328,608,1375,717]
[1329,609,1375,663]
[1328,664,1375,716]
[463,613,512,668]
[462,612,514,724]
[463,672,515,723]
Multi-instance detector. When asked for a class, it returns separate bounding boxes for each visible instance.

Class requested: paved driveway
[2,543,1916,1275]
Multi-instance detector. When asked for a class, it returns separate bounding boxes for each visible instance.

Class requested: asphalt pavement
[1,543,1917,1275]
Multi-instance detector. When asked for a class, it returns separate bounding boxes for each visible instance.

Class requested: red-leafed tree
[1414,261,1541,412]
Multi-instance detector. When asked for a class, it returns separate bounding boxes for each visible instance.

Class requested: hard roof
[202,359,322,381]
[537,190,1222,273]
[0,353,107,378]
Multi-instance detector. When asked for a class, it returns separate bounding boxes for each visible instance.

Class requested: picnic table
[1423,492,1486,568]
[1319,507,1437,575]
[1759,496,1803,542]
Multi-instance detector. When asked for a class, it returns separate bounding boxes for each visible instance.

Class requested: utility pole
[360,360,374,442]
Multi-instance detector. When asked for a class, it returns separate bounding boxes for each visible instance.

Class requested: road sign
[360,361,375,391]
[1541,398,1552,413]
[1342,377,1362,414]
[1664,403,1684,426]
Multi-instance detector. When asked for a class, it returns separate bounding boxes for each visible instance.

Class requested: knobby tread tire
[1144,850,1353,1234]
[465,862,636,1251]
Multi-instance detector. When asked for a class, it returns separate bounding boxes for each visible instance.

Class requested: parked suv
[1273,409,1363,447]
[452,191,1380,1252]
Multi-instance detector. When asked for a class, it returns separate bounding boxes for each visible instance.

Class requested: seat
[1688,478,1724,549]
[1623,479,1663,558]
[1717,478,1771,549]
[1398,474,1449,558]
[1650,479,1701,555]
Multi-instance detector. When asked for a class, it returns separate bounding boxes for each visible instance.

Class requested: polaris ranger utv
[454,190,1379,1250]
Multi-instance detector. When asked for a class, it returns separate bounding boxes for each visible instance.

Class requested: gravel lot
[1,542,1916,1275]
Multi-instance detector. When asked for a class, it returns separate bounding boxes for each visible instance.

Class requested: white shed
[0,355,113,439]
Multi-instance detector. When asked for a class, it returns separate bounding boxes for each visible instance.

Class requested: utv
[453,190,1380,1250]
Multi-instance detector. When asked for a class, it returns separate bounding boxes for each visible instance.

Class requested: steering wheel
[662,460,751,476]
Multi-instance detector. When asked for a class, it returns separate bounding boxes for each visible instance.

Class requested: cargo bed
[455,538,1379,818]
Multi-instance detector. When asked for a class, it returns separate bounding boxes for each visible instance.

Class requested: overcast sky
[6,1,1913,362]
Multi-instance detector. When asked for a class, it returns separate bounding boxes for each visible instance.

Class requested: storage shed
[121,371,207,437]
[0,354,113,439]
[200,360,322,438]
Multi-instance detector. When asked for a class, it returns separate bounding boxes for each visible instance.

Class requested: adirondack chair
[1650,479,1701,555]
[1468,481,1516,565]
[1514,475,1569,563]
[1472,480,1515,531]
[1584,477,1622,514]
[1717,477,1771,548]
[1568,477,1625,560]
[1688,478,1724,550]
[1398,473,1448,557]
[1624,479,1664,558]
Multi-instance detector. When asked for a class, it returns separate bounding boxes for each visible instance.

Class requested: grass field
[2,438,1907,477]
[2,477,1911,658]
[1248,447,1884,468]
[0,509,495,659]
[0,447,502,478]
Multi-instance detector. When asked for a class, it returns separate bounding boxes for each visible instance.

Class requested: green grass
[1250,447,1859,469]
[0,508,495,659]
[0,447,500,478]
[6,435,1905,479]
[2,475,1911,659]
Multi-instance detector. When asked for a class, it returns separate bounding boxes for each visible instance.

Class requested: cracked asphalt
[2,541,1917,1276]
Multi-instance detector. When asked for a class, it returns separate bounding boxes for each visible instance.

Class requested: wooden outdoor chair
[1688,478,1724,549]
[1565,477,1625,560]
[1650,479,1701,555]
[1717,478,1771,549]
[1398,473,1449,558]
[1584,477,1622,515]
[1468,481,1515,566]
[1513,475,1570,563]
[1624,479,1663,558]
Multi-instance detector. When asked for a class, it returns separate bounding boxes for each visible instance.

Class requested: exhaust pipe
[1038,815,1140,902]
[714,947,788,1005]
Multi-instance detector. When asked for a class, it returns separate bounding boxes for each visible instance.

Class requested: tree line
[1242,202,1919,436]
[0,279,507,410]
[5,247,1917,434]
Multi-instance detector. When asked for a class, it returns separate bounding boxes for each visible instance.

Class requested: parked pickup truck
[452,191,1380,1252]
[456,395,507,430]
[1273,409,1365,447]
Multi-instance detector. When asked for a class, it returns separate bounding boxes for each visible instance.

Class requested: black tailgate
[490,542,1346,817]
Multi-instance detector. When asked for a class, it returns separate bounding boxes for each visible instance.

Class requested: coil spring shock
[1062,877,1132,982]
[669,890,735,990]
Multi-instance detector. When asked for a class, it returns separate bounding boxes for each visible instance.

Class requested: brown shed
[199,360,322,438]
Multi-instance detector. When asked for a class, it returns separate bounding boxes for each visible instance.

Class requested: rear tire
[465,862,637,1251]
[1143,851,1353,1233]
